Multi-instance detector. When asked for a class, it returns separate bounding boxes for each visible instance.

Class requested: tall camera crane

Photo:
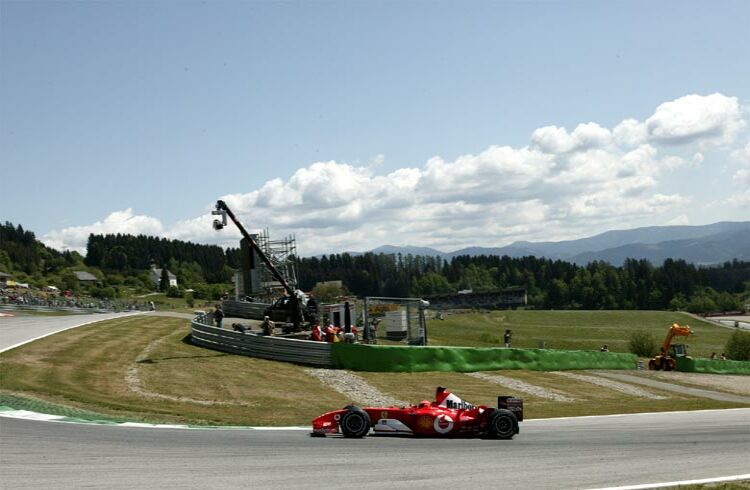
[212,200,306,327]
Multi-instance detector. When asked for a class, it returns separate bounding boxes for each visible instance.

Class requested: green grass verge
[138,293,203,314]
[0,392,133,423]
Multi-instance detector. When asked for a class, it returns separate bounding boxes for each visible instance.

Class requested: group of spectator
[310,322,358,343]
[0,288,152,312]
[212,302,360,344]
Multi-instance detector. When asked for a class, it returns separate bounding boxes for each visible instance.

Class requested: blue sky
[2,0,749,255]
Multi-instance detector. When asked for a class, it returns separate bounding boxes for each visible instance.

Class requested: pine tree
[159,267,169,292]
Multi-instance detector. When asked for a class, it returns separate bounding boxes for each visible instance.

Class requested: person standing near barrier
[504,329,512,348]
[262,315,275,336]
[325,323,336,343]
[311,322,323,342]
[213,304,224,329]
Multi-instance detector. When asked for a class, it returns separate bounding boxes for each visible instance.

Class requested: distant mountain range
[359,221,750,266]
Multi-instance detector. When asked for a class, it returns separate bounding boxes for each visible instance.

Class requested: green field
[136,293,206,313]
[427,310,731,358]
[1,311,747,426]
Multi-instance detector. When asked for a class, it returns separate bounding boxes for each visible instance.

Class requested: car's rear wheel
[340,407,371,438]
[488,409,517,440]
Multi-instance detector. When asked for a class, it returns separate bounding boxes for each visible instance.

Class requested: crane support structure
[214,200,294,297]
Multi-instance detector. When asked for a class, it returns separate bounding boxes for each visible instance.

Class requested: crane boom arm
[660,323,693,353]
[215,200,294,297]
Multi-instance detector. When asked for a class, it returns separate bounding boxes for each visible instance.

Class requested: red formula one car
[311,387,523,439]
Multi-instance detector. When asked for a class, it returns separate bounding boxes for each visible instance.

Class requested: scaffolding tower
[250,229,298,298]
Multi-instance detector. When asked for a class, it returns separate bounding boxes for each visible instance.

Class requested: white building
[150,268,178,288]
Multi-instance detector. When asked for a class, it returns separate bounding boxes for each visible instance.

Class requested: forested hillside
[84,233,235,283]
[2,221,749,312]
[0,222,82,275]
[297,252,750,312]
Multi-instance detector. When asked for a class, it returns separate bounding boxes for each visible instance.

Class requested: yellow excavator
[648,323,693,371]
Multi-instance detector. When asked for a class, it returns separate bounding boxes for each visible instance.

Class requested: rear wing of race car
[498,396,523,422]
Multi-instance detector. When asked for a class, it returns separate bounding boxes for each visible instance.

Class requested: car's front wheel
[488,409,517,440]
[340,407,371,438]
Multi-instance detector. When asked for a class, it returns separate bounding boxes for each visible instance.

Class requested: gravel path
[552,371,667,400]
[593,371,750,404]
[466,372,575,402]
[645,371,750,396]
[304,368,407,407]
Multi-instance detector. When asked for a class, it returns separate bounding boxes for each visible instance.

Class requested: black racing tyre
[340,407,371,438]
[488,409,517,440]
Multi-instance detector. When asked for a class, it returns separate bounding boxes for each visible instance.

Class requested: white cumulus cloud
[645,93,745,146]
[42,93,749,256]
[43,209,164,253]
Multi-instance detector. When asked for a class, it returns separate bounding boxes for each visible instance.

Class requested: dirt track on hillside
[643,371,750,396]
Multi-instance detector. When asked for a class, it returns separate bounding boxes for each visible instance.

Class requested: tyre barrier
[191,316,332,367]
[220,300,269,320]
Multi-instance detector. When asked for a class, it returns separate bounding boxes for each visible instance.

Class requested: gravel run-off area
[645,371,750,396]
[552,371,666,400]
[466,372,575,402]
[304,368,407,407]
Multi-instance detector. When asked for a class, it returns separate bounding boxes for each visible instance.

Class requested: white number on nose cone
[433,414,454,434]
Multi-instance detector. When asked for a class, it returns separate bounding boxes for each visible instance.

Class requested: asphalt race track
[0,311,142,352]
[1,314,749,489]
[1,410,749,489]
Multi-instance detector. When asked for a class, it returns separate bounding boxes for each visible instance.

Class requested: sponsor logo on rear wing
[498,396,523,422]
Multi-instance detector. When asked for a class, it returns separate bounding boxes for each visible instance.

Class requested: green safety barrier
[331,344,636,372]
[676,356,750,375]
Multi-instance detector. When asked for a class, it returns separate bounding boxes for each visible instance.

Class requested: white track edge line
[0,312,144,354]
[0,410,310,430]
[1,406,748,430]
[525,406,750,422]
[587,473,750,490]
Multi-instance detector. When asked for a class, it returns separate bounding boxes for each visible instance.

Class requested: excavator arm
[660,323,693,353]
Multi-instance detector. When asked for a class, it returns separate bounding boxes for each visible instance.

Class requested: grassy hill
[427,310,731,358]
